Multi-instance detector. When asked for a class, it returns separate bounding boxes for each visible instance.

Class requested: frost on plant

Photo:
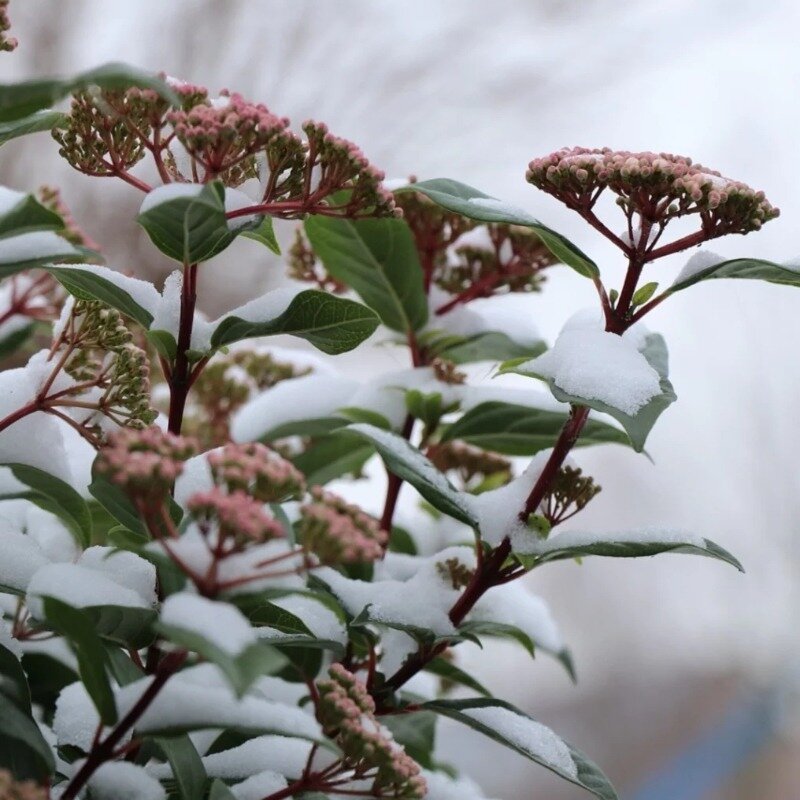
[0,55,785,800]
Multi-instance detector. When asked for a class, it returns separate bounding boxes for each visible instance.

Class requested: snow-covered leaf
[503,332,675,452]
[517,528,743,571]
[424,698,618,800]
[442,401,631,455]
[398,179,599,278]
[0,187,64,240]
[305,215,428,333]
[0,62,180,123]
[209,289,380,355]
[428,330,547,365]
[669,255,800,293]
[43,598,118,725]
[157,594,288,696]
[339,423,479,527]
[0,110,65,146]
[1,462,91,548]
[47,264,159,329]
[0,232,81,276]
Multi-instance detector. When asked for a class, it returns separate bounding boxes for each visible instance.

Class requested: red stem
[167,264,198,434]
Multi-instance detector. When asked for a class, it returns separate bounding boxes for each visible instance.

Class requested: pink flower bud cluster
[207,442,305,503]
[0,770,47,800]
[299,487,387,564]
[0,1,17,53]
[318,665,427,799]
[95,426,197,498]
[303,121,398,218]
[187,487,284,548]
[168,92,295,183]
[527,147,779,235]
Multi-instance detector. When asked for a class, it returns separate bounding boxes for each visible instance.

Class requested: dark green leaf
[669,256,800,293]
[442,401,630,455]
[526,531,743,571]
[0,192,64,240]
[138,182,255,264]
[88,475,147,538]
[424,657,492,697]
[338,423,478,527]
[210,290,380,355]
[501,333,675,452]
[155,735,208,800]
[305,216,428,333]
[293,435,374,485]
[432,330,547,365]
[208,779,237,800]
[0,110,66,146]
[0,62,180,123]
[381,710,437,769]
[2,463,91,547]
[0,321,36,361]
[47,265,155,328]
[399,179,599,278]
[0,695,55,780]
[424,697,618,800]
[42,598,117,725]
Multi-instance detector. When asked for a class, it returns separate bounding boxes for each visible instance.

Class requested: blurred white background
[3,2,800,796]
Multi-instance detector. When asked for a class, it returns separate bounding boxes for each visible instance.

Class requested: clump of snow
[231,373,358,442]
[54,681,124,751]
[462,706,577,778]
[216,287,301,326]
[472,582,564,654]
[520,310,661,415]
[174,451,215,508]
[672,250,726,285]
[0,530,51,593]
[88,762,166,800]
[317,547,475,637]
[24,506,80,563]
[0,231,78,265]
[139,182,205,214]
[161,593,257,655]
[422,769,498,800]
[77,546,157,605]
[231,770,288,800]
[264,594,347,644]
[466,451,550,547]
[150,269,183,337]
[200,735,312,780]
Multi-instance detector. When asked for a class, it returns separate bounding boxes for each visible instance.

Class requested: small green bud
[526,513,551,540]
[631,281,659,307]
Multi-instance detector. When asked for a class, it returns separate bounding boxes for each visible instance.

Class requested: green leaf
[459,620,575,681]
[669,256,800,293]
[0,62,180,123]
[1,463,91,548]
[0,110,66,146]
[0,191,65,240]
[155,735,207,800]
[0,643,32,716]
[88,475,148,538]
[442,401,631,455]
[631,281,658,306]
[502,333,675,452]
[424,697,618,800]
[292,435,375,485]
[241,216,281,254]
[209,290,380,355]
[80,605,157,649]
[156,622,287,697]
[430,330,547,365]
[138,182,257,264]
[424,657,492,697]
[399,179,599,278]
[522,530,743,571]
[305,215,428,333]
[0,695,55,780]
[339,423,478,527]
[0,321,36,361]
[42,598,117,725]
[47,265,155,328]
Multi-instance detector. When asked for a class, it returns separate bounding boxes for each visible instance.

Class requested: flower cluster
[187,487,284,549]
[287,228,346,293]
[207,442,305,503]
[0,771,46,800]
[38,185,101,251]
[541,465,601,528]
[527,147,779,242]
[318,665,427,799]
[299,487,386,564]
[167,91,296,185]
[431,357,467,385]
[95,426,197,499]
[0,1,17,53]
[429,440,511,490]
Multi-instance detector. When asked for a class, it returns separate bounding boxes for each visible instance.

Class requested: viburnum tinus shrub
[0,42,794,800]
